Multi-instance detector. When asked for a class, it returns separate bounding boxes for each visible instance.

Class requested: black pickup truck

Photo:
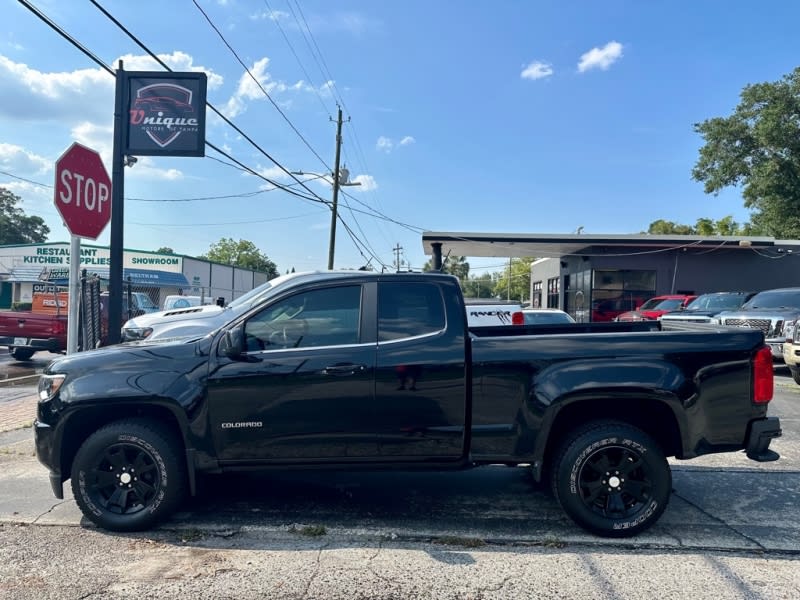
[34,271,781,537]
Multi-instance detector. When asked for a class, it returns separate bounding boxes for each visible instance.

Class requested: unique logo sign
[125,71,207,157]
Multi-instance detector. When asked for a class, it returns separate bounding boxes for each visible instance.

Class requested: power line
[17,0,114,76]
[14,0,402,266]
[262,0,333,118]
[190,0,331,172]
[86,0,332,207]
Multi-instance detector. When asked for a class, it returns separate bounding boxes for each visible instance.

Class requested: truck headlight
[38,374,65,402]
[122,327,153,341]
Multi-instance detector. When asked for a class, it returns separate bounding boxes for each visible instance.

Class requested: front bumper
[34,419,63,499]
[746,417,781,462]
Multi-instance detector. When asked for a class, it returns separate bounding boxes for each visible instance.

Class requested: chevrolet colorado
[34,271,781,537]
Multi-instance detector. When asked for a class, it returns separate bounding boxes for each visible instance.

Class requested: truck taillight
[512,311,524,325]
[753,346,773,404]
[52,321,66,336]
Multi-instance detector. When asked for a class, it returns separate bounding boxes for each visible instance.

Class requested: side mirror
[216,296,225,307]
[219,323,246,359]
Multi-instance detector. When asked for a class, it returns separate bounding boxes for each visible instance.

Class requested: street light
[291,168,361,270]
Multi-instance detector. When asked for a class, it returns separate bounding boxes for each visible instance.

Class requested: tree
[156,246,174,254]
[0,187,49,245]
[422,254,470,282]
[646,216,754,236]
[493,258,535,302]
[462,272,498,299]
[692,67,800,238]
[198,237,278,278]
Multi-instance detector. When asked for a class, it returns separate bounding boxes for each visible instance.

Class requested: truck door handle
[323,363,366,376]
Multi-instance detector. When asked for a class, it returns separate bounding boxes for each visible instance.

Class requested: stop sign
[54,142,112,239]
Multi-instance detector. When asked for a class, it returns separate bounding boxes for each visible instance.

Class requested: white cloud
[70,121,113,164]
[521,61,554,80]
[251,9,289,21]
[376,136,415,153]
[351,174,377,191]
[222,57,318,118]
[577,41,624,73]
[0,52,222,124]
[305,12,382,36]
[0,54,113,121]
[116,51,224,90]
[128,157,184,181]
[376,136,393,153]
[0,143,50,174]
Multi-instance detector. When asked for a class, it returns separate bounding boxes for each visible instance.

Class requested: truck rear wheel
[10,347,34,361]
[551,421,671,537]
[70,420,186,532]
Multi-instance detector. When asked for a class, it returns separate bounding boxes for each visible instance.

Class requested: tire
[70,419,187,532]
[10,347,35,361]
[790,367,800,385]
[551,421,671,537]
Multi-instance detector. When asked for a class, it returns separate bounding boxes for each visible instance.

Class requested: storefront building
[422,232,800,322]
[0,242,271,309]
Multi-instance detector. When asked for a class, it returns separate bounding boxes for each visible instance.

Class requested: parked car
[782,336,800,384]
[36,270,780,538]
[615,294,697,322]
[522,308,575,325]
[660,291,757,324]
[162,295,214,311]
[590,292,652,322]
[716,287,800,360]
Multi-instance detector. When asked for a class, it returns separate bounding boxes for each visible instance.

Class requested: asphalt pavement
[0,361,798,554]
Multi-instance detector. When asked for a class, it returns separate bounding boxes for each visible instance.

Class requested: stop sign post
[54,143,112,355]
[54,143,112,240]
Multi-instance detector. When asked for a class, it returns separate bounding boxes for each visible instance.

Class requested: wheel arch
[536,397,683,481]
[59,403,189,488]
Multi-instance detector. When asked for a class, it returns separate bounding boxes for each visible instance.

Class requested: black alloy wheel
[71,419,186,531]
[551,421,671,537]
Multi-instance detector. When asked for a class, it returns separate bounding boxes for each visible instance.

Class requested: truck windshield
[743,290,800,310]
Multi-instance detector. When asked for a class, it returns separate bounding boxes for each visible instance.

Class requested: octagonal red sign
[54,142,112,239]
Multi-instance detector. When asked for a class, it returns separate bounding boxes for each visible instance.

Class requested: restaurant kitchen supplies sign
[125,71,207,156]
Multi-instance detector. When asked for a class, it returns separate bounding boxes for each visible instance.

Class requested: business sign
[8,244,183,273]
[125,71,207,156]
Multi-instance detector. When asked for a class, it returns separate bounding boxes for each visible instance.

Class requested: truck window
[244,285,361,350]
[378,282,445,341]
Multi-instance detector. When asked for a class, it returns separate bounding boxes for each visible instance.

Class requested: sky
[1,0,800,276]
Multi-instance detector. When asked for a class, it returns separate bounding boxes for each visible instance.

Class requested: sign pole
[108,60,126,345]
[66,235,81,354]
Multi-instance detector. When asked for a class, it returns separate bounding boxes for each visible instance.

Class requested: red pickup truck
[1,290,157,360]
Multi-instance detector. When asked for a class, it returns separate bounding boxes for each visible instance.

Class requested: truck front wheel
[70,420,187,532]
[551,421,671,537]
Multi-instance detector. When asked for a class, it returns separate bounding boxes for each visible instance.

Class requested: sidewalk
[0,378,39,433]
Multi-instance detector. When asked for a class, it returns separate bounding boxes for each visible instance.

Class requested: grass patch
[538,536,566,548]
[434,536,486,548]
[178,528,206,543]
[288,524,327,537]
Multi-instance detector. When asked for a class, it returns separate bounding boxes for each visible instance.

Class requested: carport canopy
[421,231,800,267]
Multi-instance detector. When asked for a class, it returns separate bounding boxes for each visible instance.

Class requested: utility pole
[393,243,403,271]
[328,106,348,270]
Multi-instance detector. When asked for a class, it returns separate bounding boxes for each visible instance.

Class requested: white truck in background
[463,299,524,327]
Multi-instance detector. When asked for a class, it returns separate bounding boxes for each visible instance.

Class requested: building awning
[5,266,48,282]
[47,268,190,288]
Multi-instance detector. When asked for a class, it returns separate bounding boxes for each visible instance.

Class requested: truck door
[206,283,376,462]
[374,281,468,460]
